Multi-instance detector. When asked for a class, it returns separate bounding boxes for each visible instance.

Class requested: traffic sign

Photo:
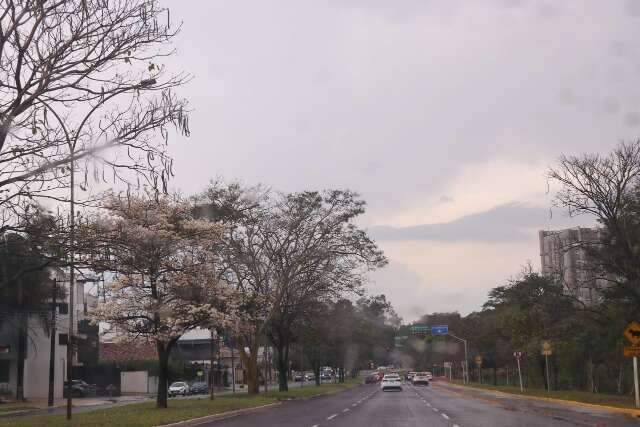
[541,341,552,356]
[624,346,640,357]
[624,321,640,345]
[431,325,449,335]
[513,351,523,359]
[475,355,482,367]
[411,325,429,337]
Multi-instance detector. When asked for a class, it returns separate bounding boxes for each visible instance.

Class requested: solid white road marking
[327,414,338,420]
[442,413,450,420]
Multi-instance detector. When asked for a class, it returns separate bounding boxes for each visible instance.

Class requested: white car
[168,381,189,397]
[381,374,402,391]
[412,372,430,386]
[425,372,433,381]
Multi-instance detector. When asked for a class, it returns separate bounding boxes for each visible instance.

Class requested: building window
[0,360,9,382]
[58,303,68,314]
[59,334,68,346]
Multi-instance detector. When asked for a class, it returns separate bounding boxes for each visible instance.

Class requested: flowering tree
[85,193,235,408]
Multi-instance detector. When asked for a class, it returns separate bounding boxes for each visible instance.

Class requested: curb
[438,382,640,418]
[155,402,281,427]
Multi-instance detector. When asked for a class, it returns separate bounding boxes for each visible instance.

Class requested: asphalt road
[204,381,640,427]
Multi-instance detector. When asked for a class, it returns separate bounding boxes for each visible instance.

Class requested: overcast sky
[162,0,640,321]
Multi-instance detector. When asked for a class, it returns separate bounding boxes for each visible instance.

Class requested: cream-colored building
[539,227,607,306]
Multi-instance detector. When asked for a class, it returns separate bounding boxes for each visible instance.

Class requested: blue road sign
[431,325,448,335]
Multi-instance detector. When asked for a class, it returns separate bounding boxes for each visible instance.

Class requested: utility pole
[66,153,76,420]
[300,345,304,388]
[209,330,215,400]
[230,341,235,394]
[48,279,58,407]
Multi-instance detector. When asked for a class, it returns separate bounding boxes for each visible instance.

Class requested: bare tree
[549,141,640,311]
[265,190,388,391]
[0,0,190,233]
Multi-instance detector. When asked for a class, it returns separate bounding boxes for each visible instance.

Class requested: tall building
[539,227,607,306]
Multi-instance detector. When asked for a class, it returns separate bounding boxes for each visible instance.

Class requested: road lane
[415,382,639,427]
[201,381,640,427]
[329,385,448,427]
[203,384,380,427]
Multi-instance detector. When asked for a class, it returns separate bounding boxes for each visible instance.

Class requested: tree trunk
[16,277,25,401]
[276,349,289,392]
[493,366,497,386]
[156,343,170,409]
[314,365,320,386]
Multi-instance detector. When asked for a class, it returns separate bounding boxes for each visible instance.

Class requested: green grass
[451,380,638,410]
[0,404,38,414]
[0,379,362,427]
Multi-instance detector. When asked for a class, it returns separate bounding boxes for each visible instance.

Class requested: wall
[120,371,149,394]
[23,315,66,400]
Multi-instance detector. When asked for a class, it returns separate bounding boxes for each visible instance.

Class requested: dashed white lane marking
[342,408,349,413]
[453,425,460,427]
[352,403,357,406]
[327,413,338,420]
[426,402,432,407]
[311,425,319,427]
[432,407,439,412]
[441,413,450,420]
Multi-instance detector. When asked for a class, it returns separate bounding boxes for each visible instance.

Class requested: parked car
[305,372,315,381]
[320,371,332,381]
[64,379,95,397]
[425,372,433,381]
[406,371,417,381]
[168,381,189,397]
[190,381,208,395]
[412,372,430,386]
[381,373,402,391]
[293,372,304,382]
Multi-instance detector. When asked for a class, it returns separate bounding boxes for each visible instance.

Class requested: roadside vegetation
[450,380,638,410]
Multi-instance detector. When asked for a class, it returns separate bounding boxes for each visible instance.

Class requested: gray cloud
[370,203,594,242]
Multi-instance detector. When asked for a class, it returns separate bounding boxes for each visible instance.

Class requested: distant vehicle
[305,372,315,381]
[412,372,430,386]
[190,381,208,395]
[425,372,433,381]
[406,371,417,381]
[64,379,94,397]
[293,373,304,382]
[381,373,402,391]
[320,371,332,381]
[364,374,378,384]
[168,381,189,397]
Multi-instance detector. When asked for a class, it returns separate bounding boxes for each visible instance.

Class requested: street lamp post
[447,333,468,384]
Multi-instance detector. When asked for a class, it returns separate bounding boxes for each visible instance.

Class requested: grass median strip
[0,379,361,427]
[448,380,638,411]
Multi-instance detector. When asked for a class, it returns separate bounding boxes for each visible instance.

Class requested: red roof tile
[100,342,157,362]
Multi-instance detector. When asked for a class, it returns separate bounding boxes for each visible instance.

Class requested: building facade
[0,269,98,401]
[539,227,607,306]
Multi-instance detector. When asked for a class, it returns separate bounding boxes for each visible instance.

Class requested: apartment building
[539,227,607,306]
[0,269,98,401]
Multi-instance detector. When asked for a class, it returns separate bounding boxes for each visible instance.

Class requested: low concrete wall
[120,371,149,394]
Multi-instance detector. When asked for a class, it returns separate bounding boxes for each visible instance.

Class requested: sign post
[513,351,524,392]
[475,356,483,384]
[541,341,552,394]
[623,321,640,408]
